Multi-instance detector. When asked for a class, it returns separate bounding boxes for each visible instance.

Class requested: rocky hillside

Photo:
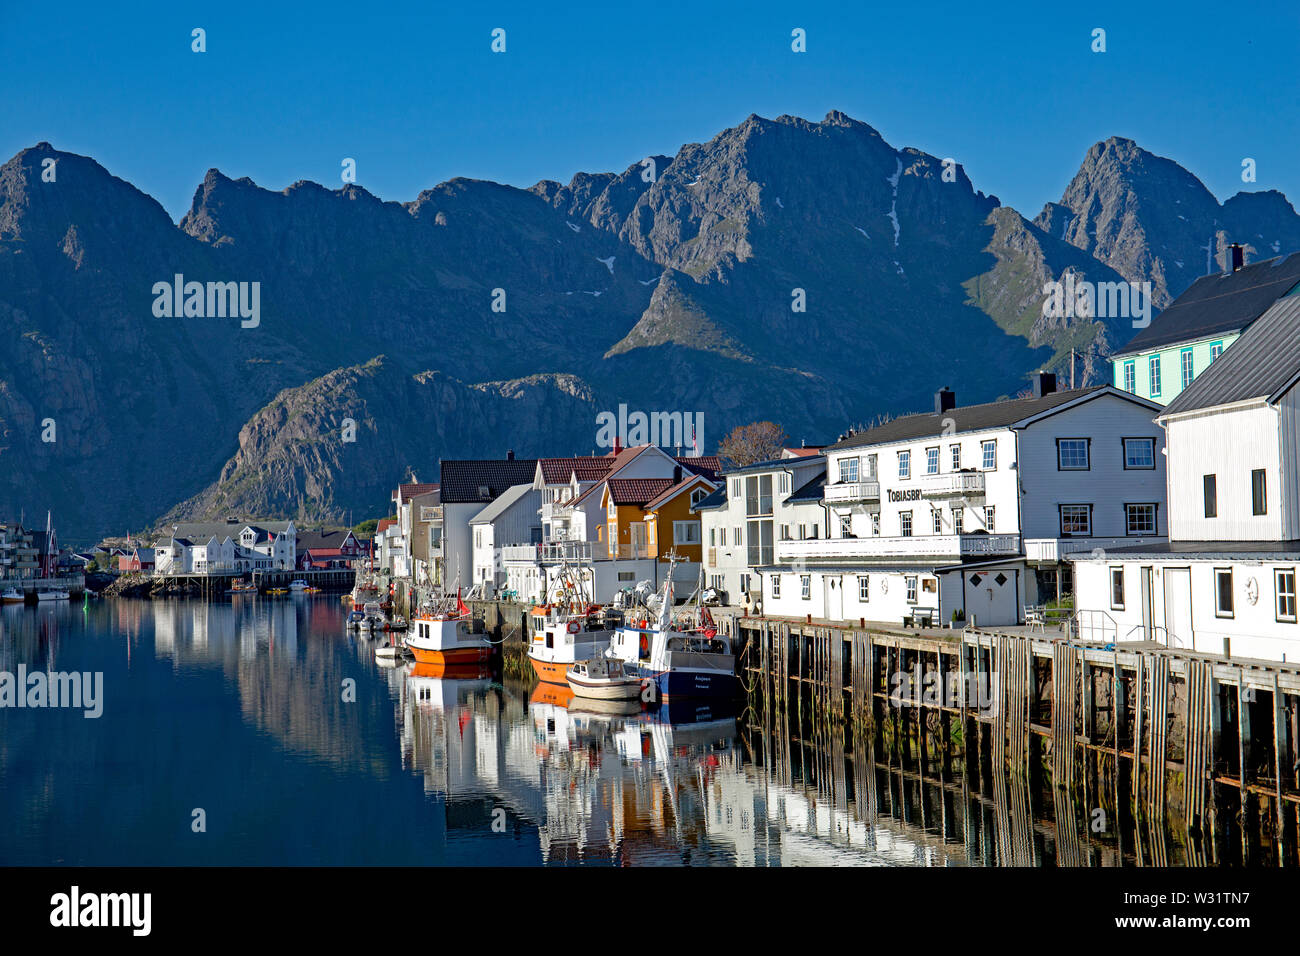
[2,112,1298,538]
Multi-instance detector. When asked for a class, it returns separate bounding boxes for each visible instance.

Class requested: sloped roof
[1116,252,1300,356]
[1162,293,1300,416]
[376,518,397,532]
[395,482,439,502]
[439,458,539,503]
[167,520,293,543]
[788,473,827,502]
[606,478,675,506]
[470,483,536,524]
[538,457,612,484]
[296,529,356,551]
[675,455,722,480]
[830,387,1106,450]
[643,474,716,512]
[691,485,728,512]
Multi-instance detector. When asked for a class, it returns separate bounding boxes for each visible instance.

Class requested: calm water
[0,597,1157,866]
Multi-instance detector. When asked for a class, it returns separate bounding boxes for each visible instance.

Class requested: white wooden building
[762,376,1167,627]
[1071,291,1300,661]
[693,454,827,607]
[469,483,541,594]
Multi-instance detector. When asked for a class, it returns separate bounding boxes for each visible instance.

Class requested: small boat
[376,616,407,632]
[566,657,643,701]
[1,587,24,604]
[288,579,309,591]
[375,642,407,660]
[230,581,257,594]
[266,587,288,596]
[346,608,368,629]
[405,590,490,665]
[304,586,323,594]
[36,589,70,602]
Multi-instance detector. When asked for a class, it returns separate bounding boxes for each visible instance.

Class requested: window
[858,575,869,602]
[926,447,939,475]
[932,510,943,534]
[1124,438,1155,470]
[1215,568,1234,618]
[952,507,963,534]
[800,575,811,600]
[839,514,852,537]
[1277,569,1297,623]
[901,511,913,537]
[1125,503,1157,536]
[871,513,880,536]
[1181,348,1194,389]
[709,528,716,546]
[905,576,918,604]
[1204,475,1217,518]
[740,573,750,595]
[1123,360,1135,393]
[1057,438,1090,470]
[984,506,995,532]
[866,454,878,478]
[690,488,705,505]
[771,575,781,599]
[1252,469,1267,516]
[778,473,790,494]
[1210,341,1224,363]
[898,450,911,479]
[746,518,773,566]
[839,457,859,483]
[733,527,742,546]
[981,440,997,470]
[779,524,790,540]
[1060,505,1091,536]
[1149,356,1161,397]
[746,475,773,516]
[1110,567,1125,609]
[950,444,961,470]
[673,521,700,545]
[730,479,740,498]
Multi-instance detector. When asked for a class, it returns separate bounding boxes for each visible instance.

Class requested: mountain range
[2,109,1298,541]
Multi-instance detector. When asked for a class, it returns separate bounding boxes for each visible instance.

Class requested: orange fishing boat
[527,560,615,683]
[405,591,491,665]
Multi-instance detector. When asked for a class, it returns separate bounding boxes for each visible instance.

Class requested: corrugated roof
[470,483,537,524]
[606,478,674,506]
[830,387,1105,450]
[1162,293,1300,415]
[439,458,539,503]
[1116,252,1300,356]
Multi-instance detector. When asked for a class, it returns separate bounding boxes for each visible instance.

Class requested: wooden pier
[727,613,1300,865]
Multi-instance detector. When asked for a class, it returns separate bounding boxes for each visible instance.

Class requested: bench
[905,608,936,628]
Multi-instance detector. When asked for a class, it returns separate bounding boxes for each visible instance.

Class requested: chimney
[612,436,623,456]
[935,387,956,414]
[673,465,683,483]
[1229,242,1245,272]
[1032,371,1057,398]
[506,449,514,461]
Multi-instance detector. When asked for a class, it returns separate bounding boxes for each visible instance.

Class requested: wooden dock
[726,613,1300,865]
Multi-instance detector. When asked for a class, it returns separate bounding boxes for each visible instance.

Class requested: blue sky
[4,0,1297,222]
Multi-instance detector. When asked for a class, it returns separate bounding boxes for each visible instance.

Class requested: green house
[1112,249,1300,405]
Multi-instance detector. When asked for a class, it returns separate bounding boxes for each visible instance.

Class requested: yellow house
[600,474,715,564]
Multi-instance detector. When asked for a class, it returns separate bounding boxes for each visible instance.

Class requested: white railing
[918,471,985,497]
[502,541,598,563]
[1024,535,1166,563]
[778,533,1020,562]
[824,480,881,503]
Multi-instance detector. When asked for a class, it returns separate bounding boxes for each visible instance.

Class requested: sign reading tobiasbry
[151,274,260,328]
[596,404,703,456]
[0,665,103,718]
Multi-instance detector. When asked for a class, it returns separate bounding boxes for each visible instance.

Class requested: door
[1163,567,1192,649]
[630,523,646,558]
[824,576,843,622]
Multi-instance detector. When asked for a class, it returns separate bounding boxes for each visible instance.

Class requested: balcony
[824,480,881,504]
[1024,536,1166,564]
[777,533,1020,563]
[917,471,985,498]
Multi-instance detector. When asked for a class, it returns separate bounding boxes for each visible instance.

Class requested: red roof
[783,447,823,457]
[394,483,439,503]
[376,518,397,532]
[606,477,675,506]
[538,457,614,484]
[642,474,716,512]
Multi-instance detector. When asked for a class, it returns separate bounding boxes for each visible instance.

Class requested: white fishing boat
[36,589,70,602]
[406,588,491,665]
[605,556,736,700]
[1,587,23,604]
[566,657,642,701]
[527,559,615,684]
[288,579,309,591]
